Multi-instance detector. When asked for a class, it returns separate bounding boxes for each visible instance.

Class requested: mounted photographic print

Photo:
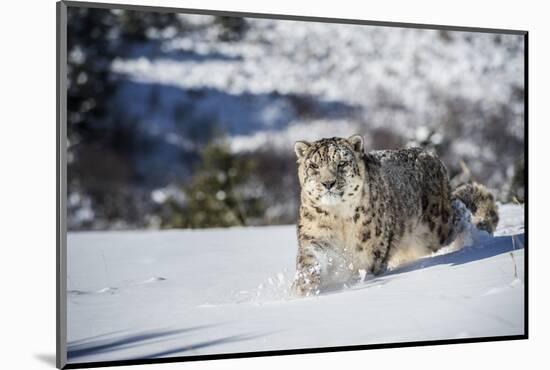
[56,1,528,368]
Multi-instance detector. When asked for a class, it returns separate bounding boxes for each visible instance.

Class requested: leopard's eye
[308,162,319,170]
[338,161,350,168]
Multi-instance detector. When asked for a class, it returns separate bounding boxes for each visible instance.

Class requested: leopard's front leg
[291,242,325,297]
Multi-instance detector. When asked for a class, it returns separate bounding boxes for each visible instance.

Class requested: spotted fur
[452,182,499,234]
[291,135,499,296]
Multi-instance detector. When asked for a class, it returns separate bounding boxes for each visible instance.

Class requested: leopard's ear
[348,134,364,153]
[294,141,311,159]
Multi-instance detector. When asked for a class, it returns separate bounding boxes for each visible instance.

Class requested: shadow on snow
[67,326,208,360]
[137,332,268,359]
[67,325,272,361]
[385,233,525,277]
[317,233,525,296]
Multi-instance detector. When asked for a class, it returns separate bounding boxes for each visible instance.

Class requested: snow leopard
[292,135,499,296]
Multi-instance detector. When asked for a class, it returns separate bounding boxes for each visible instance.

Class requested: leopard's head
[295,135,365,207]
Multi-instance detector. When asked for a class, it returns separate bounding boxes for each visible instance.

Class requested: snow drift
[66,203,525,364]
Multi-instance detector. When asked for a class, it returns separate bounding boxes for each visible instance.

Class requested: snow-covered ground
[66,203,525,364]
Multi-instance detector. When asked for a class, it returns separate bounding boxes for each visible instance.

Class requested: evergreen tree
[165,142,264,228]
[66,7,185,229]
[214,16,248,42]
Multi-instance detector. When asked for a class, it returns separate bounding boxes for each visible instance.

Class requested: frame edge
[56,2,529,368]
[62,0,527,35]
[57,1,68,369]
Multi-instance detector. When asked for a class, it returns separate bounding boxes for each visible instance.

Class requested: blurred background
[66,7,525,231]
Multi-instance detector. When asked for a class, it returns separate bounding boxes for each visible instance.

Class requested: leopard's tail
[451,182,499,234]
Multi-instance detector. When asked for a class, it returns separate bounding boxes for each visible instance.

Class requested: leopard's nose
[322,180,336,190]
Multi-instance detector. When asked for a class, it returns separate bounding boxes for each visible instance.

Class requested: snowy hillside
[67,10,525,230]
[112,16,524,148]
[66,203,525,364]
[109,16,524,191]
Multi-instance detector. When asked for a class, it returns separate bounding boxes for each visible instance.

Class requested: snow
[76,15,525,216]
[66,204,525,364]
[111,18,524,152]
